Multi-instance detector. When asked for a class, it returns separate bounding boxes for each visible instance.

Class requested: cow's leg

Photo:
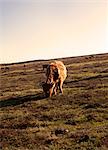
[54,84,57,95]
[58,81,60,91]
[59,80,63,94]
[49,84,55,97]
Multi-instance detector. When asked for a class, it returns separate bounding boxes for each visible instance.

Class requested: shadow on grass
[65,74,108,84]
[0,93,46,108]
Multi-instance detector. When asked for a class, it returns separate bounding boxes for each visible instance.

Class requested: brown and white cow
[45,61,67,97]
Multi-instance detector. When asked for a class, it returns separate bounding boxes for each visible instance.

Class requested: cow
[45,61,67,97]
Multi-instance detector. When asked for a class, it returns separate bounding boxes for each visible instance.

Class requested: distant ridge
[0,52,108,66]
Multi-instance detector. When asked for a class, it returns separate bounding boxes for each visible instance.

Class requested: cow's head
[46,64,59,85]
[42,82,53,97]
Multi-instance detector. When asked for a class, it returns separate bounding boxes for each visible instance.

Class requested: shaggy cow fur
[45,61,67,97]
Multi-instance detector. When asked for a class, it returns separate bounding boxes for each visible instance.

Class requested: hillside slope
[0,53,108,150]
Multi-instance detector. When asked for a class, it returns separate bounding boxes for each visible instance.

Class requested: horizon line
[0,52,108,66]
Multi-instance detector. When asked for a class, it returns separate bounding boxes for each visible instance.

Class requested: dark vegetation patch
[65,119,77,125]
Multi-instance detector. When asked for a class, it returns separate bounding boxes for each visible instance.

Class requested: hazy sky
[0,0,108,63]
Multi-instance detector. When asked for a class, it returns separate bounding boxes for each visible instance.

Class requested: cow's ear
[47,65,50,69]
[46,65,50,76]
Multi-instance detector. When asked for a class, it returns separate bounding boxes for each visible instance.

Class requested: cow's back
[54,61,67,81]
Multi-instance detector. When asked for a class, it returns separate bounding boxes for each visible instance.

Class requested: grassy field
[0,53,108,150]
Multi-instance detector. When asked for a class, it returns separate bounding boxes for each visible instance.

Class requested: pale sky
[0,0,108,63]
